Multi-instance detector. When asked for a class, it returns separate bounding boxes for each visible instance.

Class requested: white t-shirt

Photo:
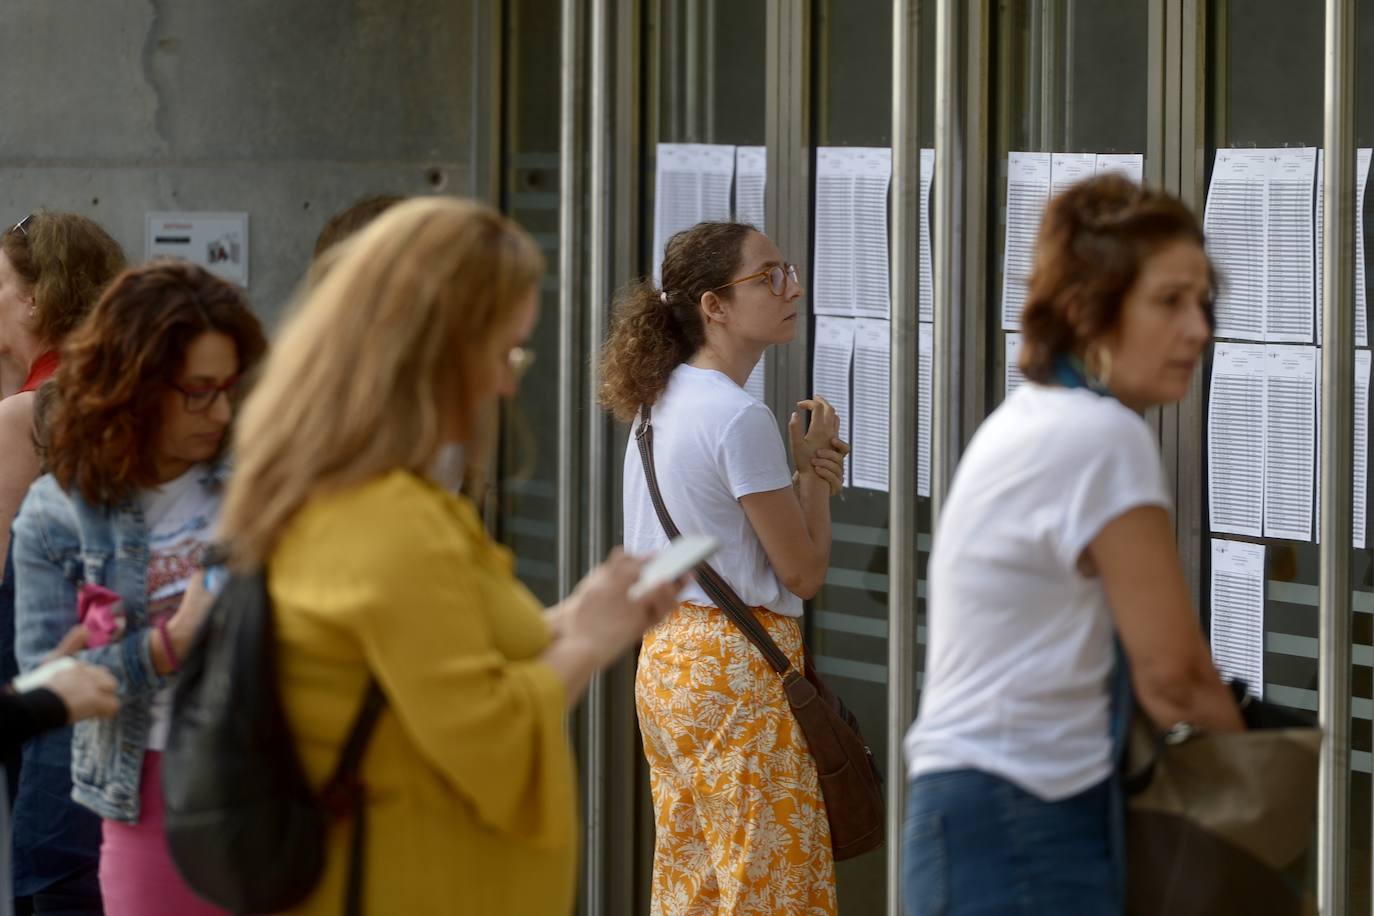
[141,464,220,752]
[904,384,1170,800]
[622,363,802,617]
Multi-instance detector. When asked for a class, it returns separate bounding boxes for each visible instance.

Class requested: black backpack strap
[635,405,796,678]
[321,679,387,916]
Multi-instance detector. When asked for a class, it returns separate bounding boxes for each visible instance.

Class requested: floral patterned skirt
[635,602,837,916]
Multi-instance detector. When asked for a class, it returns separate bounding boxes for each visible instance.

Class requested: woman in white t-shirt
[600,221,849,914]
[902,175,1244,915]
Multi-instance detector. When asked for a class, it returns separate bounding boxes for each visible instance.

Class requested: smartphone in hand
[628,535,720,602]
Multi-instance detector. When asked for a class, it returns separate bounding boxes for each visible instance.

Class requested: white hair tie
[659,290,669,305]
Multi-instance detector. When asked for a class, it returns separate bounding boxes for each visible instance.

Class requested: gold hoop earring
[1090,344,1114,387]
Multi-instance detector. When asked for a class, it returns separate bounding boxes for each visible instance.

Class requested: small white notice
[1210,538,1265,699]
[919,148,935,324]
[918,321,933,499]
[1004,332,1026,398]
[850,318,892,492]
[735,146,767,233]
[744,353,767,402]
[146,212,249,286]
[1208,342,1267,537]
[1001,152,1052,330]
[1262,344,1318,541]
[811,316,856,486]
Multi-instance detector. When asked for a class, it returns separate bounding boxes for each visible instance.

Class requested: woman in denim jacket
[12,261,265,916]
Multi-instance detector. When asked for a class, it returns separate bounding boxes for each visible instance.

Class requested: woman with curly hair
[600,221,849,914]
[0,211,125,915]
[11,260,265,916]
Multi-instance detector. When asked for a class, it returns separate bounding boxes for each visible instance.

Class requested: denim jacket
[12,461,228,824]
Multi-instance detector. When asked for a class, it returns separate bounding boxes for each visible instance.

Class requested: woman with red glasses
[11,260,265,916]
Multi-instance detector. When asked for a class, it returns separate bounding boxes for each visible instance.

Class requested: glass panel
[498,0,562,606]
[989,0,1150,412]
[1208,0,1362,905]
[1357,5,1374,905]
[629,1,770,908]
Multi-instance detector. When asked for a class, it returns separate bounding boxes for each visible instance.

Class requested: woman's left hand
[809,437,850,497]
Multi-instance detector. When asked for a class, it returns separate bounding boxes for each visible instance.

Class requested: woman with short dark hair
[902,175,1243,914]
[12,260,266,916]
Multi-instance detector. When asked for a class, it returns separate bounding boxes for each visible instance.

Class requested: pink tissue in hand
[77,583,126,649]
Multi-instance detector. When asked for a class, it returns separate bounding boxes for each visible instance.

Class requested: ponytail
[598,220,755,422]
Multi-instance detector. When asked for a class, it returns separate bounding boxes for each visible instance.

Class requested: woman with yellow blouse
[216,197,681,915]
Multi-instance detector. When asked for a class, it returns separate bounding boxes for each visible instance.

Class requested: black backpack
[163,568,386,915]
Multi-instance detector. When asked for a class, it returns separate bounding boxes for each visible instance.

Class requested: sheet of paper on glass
[812,147,892,320]
[652,143,736,285]
[1204,149,1270,341]
[1209,538,1266,699]
[1004,332,1026,399]
[1001,152,1052,330]
[735,146,767,234]
[1208,342,1267,538]
[812,316,856,487]
[1261,344,1317,541]
[850,318,892,492]
[917,321,933,499]
[1315,147,1371,347]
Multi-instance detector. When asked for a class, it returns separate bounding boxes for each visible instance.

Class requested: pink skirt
[98,750,227,916]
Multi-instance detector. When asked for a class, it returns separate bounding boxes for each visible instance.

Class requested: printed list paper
[1210,538,1265,699]
[1262,345,1317,541]
[652,143,736,285]
[1265,148,1317,343]
[1001,152,1052,330]
[851,319,892,492]
[1208,343,1267,537]
[918,322,933,498]
[1095,153,1145,183]
[1004,332,1026,398]
[1315,148,1372,347]
[812,147,893,319]
[1358,350,1372,549]
[920,148,935,324]
[735,146,767,234]
[745,354,766,402]
[1050,152,1096,198]
[1204,149,1270,341]
[811,316,856,487]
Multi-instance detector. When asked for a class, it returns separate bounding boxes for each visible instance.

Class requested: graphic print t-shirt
[142,464,220,751]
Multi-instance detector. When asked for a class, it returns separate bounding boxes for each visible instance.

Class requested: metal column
[1318,0,1356,911]
[887,3,922,912]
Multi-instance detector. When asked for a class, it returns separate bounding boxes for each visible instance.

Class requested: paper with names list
[1262,345,1317,541]
[1095,153,1145,183]
[918,322,933,498]
[1266,148,1317,342]
[851,319,891,492]
[744,354,766,402]
[1314,148,1371,347]
[1004,332,1026,398]
[1313,349,1372,548]
[735,146,767,233]
[1204,150,1270,341]
[1204,148,1317,342]
[811,317,855,487]
[919,148,935,323]
[1210,538,1265,700]
[652,143,736,285]
[1208,343,1266,537]
[1001,152,1052,330]
[812,147,892,319]
[1050,152,1097,198]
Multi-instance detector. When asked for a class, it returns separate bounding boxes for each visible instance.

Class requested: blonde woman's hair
[218,196,544,569]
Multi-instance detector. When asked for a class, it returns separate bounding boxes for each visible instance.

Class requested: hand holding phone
[628,535,720,602]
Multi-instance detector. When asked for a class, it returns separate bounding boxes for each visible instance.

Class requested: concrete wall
[0,0,495,325]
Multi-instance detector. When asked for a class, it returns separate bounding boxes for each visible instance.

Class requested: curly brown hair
[1,211,126,346]
[47,261,267,505]
[1019,174,1215,383]
[599,221,755,422]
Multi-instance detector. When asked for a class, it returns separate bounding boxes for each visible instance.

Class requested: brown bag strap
[635,404,798,678]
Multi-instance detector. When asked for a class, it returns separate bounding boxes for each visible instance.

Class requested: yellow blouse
[270,471,576,916]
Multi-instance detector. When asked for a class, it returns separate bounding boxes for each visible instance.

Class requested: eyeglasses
[508,346,536,379]
[169,377,241,414]
[713,263,800,297]
[10,214,33,237]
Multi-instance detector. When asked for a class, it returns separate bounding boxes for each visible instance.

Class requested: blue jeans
[902,769,1120,915]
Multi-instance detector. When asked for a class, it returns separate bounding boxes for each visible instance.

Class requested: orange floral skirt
[634,602,837,916]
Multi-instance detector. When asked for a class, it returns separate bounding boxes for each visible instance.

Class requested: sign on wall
[145,211,249,286]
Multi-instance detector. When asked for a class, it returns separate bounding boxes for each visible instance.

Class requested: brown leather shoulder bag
[635,404,885,860]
